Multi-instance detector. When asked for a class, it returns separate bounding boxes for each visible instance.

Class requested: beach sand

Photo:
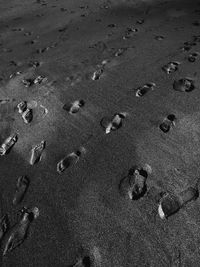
[0,0,200,266]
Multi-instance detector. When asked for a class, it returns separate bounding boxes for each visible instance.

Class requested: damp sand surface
[1,0,200,266]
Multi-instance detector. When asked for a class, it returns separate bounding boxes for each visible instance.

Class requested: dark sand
[1,0,200,266]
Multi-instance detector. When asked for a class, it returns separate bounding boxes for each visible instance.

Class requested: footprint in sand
[13,176,30,205]
[135,82,156,97]
[0,133,18,156]
[119,165,151,200]
[57,147,86,174]
[173,78,195,92]
[30,140,45,165]
[159,114,176,133]
[100,112,127,134]
[158,184,199,219]
[2,207,39,256]
[63,99,85,114]
[188,52,200,63]
[162,62,180,74]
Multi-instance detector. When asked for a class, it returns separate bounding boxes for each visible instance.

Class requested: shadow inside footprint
[82,256,91,267]
[70,256,91,267]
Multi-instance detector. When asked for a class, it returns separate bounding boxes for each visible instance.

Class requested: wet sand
[1,0,200,266]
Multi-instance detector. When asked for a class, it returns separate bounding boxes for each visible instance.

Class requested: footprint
[91,68,104,80]
[188,52,200,62]
[0,133,18,156]
[135,82,156,97]
[119,166,148,200]
[114,47,127,57]
[2,207,39,256]
[63,100,85,114]
[158,185,199,219]
[30,141,45,165]
[162,62,180,74]
[100,112,127,134]
[57,147,86,174]
[173,78,195,92]
[17,101,33,123]
[158,193,180,219]
[180,40,197,52]
[13,176,29,205]
[159,114,176,133]
[17,101,27,114]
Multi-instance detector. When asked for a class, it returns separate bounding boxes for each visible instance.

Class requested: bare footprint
[162,62,180,74]
[57,147,86,174]
[173,78,195,92]
[159,114,176,133]
[30,141,45,165]
[135,83,156,97]
[13,176,29,205]
[158,184,199,219]
[100,112,127,134]
[63,100,85,114]
[119,166,149,200]
[0,133,18,156]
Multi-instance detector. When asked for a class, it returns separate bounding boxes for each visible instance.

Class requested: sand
[0,0,200,266]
